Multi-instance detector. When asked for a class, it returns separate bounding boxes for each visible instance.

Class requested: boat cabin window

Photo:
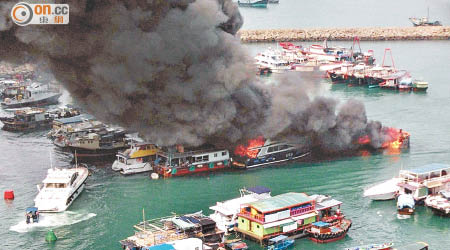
[267,146,279,153]
[222,151,227,156]
[45,183,67,188]
[214,153,217,157]
[202,155,209,162]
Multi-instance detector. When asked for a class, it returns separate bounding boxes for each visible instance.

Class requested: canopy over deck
[407,163,450,175]
[249,192,312,213]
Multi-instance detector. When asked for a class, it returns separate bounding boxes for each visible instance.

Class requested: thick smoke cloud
[0,0,390,152]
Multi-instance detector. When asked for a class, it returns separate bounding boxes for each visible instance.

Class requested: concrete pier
[238,26,450,43]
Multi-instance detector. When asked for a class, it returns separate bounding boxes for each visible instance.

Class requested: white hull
[35,166,89,212]
[120,162,152,175]
[364,178,402,201]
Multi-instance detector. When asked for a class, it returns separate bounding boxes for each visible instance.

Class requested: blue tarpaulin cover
[269,235,288,242]
[144,244,175,250]
[312,221,330,228]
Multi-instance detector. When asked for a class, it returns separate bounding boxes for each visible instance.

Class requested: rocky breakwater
[238,26,450,42]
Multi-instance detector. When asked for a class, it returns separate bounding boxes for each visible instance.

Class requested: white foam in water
[10,211,96,233]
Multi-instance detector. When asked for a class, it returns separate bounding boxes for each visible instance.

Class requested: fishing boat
[306,218,352,243]
[231,138,311,169]
[1,83,61,108]
[209,186,272,233]
[266,235,294,250]
[409,8,441,26]
[397,193,415,215]
[112,143,160,175]
[412,80,428,92]
[345,243,394,250]
[238,0,268,8]
[154,147,231,177]
[66,128,128,159]
[0,108,52,132]
[34,164,89,212]
[255,49,291,73]
[25,207,40,224]
[424,190,450,217]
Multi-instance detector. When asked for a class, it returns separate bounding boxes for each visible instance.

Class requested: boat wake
[9,211,96,233]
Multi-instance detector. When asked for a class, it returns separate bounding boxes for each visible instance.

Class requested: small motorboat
[267,235,294,250]
[225,239,248,250]
[397,193,415,215]
[345,242,394,250]
[25,207,40,224]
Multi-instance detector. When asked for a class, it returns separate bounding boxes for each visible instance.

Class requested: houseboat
[0,108,52,132]
[112,143,160,175]
[66,128,128,159]
[120,212,224,249]
[153,148,230,177]
[364,163,450,202]
[235,192,318,245]
[1,83,61,108]
[209,186,272,233]
[238,0,268,8]
[34,164,89,212]
[424,190,450,217]
[231,139,311,169]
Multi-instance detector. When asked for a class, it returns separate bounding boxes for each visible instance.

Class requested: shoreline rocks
[238,26,450,42]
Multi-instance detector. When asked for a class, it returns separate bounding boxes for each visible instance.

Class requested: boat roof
[382,70,408,80]
[54,114,94,124]
[26,207,38,212]
[406,163,450,175]
[145,244,175,250]
[269,235,288,242]
[210,195,261,216]
[42,168,76,183]
[315,198,342,211]
[248,192,312,213]
[312,221,330,227]
[398,182,418,191]
[247,186,271,194]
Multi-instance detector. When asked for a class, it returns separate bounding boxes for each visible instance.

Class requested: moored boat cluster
[255,39,428,91]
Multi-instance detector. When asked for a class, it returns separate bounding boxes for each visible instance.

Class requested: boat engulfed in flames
[358,127,410,152]
[231,137,311,169]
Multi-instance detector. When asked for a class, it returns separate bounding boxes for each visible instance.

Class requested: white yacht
[112,143,159,175]
[364,163,450,201]
[209,186,271,233]
[34,165,89,212]
[255,49,291,73]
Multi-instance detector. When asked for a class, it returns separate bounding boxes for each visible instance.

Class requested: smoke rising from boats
[0,0,391,152]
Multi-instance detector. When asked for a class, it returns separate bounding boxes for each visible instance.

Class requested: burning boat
[231,137,311,169]
[153,146,231,177]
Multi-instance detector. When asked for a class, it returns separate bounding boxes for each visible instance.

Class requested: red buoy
[4,190,14,200]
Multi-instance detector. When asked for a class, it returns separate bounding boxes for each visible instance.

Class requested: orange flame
[234,136,265,159]
[381,127,410,150]
[358,135,371,145]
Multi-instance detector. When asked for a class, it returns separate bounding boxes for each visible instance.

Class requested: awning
[425,181,443,189]
[316,199,342,211]
[263,218,293,229]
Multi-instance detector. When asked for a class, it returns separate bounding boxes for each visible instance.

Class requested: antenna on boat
[142,208,146,230]
[75,150,78,169]
[50,150,54,170]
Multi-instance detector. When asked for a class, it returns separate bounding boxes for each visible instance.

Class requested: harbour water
[2,1,450,250]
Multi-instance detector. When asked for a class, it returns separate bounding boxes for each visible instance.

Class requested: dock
[238,26,450,43]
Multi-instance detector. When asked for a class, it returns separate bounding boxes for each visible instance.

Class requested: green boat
[238,0,268,8]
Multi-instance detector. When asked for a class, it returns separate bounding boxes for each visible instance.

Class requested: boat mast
[143,208,146,230]
[50,150,54,170]
[75,150,78,169]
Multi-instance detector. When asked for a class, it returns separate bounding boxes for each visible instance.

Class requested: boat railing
[239,211,265,224]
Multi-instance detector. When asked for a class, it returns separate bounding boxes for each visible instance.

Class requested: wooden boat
[424,191,450,217]
[266,235,294,250]
[238,0,268,8]
[1,108,52,132]
[225,238,248,250]
[306,217,352,243]
[345,243,393,250]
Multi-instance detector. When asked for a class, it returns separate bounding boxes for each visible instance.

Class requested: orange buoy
[4,190,14,200]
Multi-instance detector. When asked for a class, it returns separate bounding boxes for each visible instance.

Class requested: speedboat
[397,193,415,215]
[267,235,294,250]
[363,177,402,200]
[25,207,40,224]
[34,165,89,212]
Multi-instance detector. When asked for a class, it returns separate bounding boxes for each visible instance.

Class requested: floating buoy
[45,230,57,242]
[4,190,14,200]
[150,173,159,180]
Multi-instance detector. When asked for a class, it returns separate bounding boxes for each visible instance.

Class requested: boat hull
[397,207,414,215]
[120,162,153,175]
[68,146,128,159]
[156,161,230,177]
[238,0,268,8]
[1,120,53,132]
[1,93,61,108]
[234,151,311,169]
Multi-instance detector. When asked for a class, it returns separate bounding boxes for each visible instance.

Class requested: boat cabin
[116,143,160,165]
[42,168,79,189]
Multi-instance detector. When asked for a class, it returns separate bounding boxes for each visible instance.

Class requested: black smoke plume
[0,0,391,152]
